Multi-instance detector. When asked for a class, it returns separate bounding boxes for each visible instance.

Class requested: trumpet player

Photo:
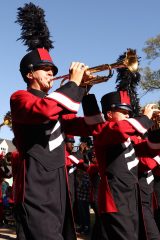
[91,93,160,240]
[10,46,90,240]
[62,90,160,240]
[61,91,155,239]
[10,3,94,240]
[60,48,160,239]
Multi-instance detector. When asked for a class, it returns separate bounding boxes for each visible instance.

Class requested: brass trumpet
[141,104,160,129]
[152,108,160,129]
[54,48,139,86]
[0,111,12,129]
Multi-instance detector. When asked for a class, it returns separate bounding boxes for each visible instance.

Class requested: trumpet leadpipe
[53,48,138,85]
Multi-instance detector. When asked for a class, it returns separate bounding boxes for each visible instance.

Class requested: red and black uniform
[90,118,155,240]
[10,82,85,240]
[63,94,160,240]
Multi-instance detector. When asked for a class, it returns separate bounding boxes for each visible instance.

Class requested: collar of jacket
[28,88,46,98]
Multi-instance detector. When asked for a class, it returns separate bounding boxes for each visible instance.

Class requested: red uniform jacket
[63,115,160,211]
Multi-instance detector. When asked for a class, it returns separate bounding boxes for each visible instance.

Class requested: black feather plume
[116,49,141,117]
[16,2,54,51]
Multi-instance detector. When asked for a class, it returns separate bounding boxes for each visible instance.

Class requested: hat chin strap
[106,111,113,120]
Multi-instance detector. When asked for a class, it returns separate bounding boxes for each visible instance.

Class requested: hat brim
[112,104,132,112]
[34,62,58,76]
[65,140,75,143]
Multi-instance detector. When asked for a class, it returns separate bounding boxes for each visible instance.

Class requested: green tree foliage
[141,35,160,91]
[143,35,160,60]
[141,67,160,90]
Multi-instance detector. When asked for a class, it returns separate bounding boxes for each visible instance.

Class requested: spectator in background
[2,180,10,207]
[0,178,4,226]
[79,137,93,165]
[4,150,26,239]
[0,153,12,226]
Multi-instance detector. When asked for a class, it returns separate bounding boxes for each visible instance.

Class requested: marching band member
[128,131,160,239]
[134,105,160,240]
[62,52,160,239]
[64,90,160,240]
[10,3,91,240]
[95,92,157,240]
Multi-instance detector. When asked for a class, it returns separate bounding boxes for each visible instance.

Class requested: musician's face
[107,108,130,122]
[66,142,74,153]
[27,66,55,93]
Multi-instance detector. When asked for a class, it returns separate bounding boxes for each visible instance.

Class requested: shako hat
[16,2,58,81]
[20,48,58,78]
[101,90,132,114]
[80,136,93,146]
[65,135,75,143]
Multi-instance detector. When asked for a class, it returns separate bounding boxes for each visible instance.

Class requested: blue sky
[0,0,160,141]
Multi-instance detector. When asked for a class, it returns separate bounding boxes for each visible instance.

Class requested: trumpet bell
[123,49,138,73]
[0,111,12,129]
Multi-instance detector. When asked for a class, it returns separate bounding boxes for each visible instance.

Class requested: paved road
[0,227,90,240]
[0,210,94,239]
[0,227,16,239]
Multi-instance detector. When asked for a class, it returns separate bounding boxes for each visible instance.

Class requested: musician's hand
[69,62,89,86]
[82,69,95,83]
[143,103,160,119]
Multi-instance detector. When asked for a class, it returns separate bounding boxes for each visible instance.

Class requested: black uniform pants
[17,167,76,240]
